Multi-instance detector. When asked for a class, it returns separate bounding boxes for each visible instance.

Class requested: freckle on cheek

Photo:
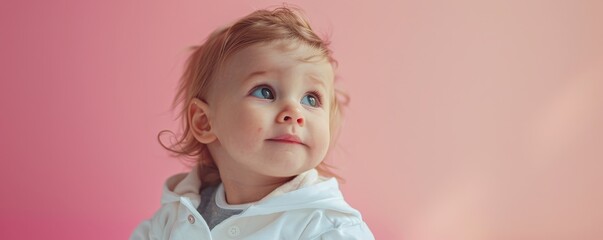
[257,127,262,133]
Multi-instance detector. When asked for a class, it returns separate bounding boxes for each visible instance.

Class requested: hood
[159,165,362,218]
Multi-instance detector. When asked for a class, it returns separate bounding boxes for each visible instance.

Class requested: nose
[276,104,304,126]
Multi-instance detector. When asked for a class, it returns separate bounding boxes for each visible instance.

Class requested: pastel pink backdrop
[1,1,602,239]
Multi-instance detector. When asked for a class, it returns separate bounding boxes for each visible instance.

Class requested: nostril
[284,116,291,121]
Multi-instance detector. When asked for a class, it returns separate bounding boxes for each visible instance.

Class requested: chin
[262,154,321,175]
[261,165,310,178]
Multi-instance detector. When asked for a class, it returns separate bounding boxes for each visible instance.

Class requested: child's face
[206,41,334,178]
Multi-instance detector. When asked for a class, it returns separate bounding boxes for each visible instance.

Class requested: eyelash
[307,90,323,107]
[249,85,323,107]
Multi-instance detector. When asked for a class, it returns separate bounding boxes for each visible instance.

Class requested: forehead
[221,41,334,84]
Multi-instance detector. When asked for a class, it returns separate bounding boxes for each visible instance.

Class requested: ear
[189,98,217,144]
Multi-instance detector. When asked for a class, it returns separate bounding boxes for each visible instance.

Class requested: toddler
[131,6,374,239]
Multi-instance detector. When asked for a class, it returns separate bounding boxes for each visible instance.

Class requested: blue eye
[301,94,319,107]
[251,87,274,99]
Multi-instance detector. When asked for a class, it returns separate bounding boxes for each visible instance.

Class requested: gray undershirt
[196,184,244,230]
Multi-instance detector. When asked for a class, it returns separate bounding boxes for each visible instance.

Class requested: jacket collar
[161,166,202,206]
[160,165,360,217]
[161,165,326,205]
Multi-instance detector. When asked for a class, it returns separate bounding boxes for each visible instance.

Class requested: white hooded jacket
[130,166,375,240]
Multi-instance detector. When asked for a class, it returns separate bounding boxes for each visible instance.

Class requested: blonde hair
[158,6,348,181]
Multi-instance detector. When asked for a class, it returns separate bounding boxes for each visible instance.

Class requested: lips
[267,134,304,145]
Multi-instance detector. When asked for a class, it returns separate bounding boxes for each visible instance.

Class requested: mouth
[267,134,305,146]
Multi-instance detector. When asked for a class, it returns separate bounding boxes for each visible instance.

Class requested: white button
[228,226,240,237]
[187,214,195,224]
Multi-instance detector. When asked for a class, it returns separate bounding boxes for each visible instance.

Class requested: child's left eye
[301,94,320,107]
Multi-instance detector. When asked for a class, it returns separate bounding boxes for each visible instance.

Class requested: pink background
[1,1,602,239]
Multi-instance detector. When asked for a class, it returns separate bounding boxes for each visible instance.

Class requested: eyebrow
[243,70,328,90]
[307,74,327,90]
[243,70,267,83]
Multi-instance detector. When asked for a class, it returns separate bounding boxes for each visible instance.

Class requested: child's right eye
[250,86,275,99]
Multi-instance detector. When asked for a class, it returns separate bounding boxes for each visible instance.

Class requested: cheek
[311,115,331,152]
[237,106,267,131]
[320,122,331,146]
[228,106,269,150]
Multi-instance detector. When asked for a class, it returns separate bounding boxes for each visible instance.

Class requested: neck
[218,171,294,204]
